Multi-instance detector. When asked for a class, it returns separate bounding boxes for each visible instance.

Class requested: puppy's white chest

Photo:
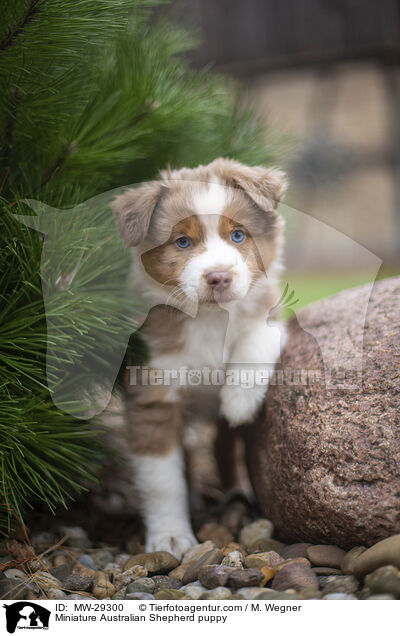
[180,310,228,370]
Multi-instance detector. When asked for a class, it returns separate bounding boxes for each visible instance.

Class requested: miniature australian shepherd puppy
[112,158,288,559]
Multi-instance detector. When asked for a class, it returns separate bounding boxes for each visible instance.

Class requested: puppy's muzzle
[205,271,232,292]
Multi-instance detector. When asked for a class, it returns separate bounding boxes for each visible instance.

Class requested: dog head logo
[3,602,50,633]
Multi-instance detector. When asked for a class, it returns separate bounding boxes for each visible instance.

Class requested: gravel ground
[1,491,399,601]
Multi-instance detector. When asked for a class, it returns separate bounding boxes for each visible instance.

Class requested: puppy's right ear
[112,182,164,247]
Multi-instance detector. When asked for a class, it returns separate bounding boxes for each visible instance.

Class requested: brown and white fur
[112,158,288,559]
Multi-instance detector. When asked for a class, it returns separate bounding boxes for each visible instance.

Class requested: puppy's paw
[145,530,198,561]
[220,385,266,428]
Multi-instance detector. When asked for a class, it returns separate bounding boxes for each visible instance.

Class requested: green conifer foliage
[0,0,281,529]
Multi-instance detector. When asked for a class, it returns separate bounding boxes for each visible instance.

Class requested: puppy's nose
[206,271,232,290]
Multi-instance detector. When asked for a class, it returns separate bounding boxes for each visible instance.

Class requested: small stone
[367,594,396,600]
[221,551,244,569]
[50,564,71,582]
[182,549,223,585]
[260,567,275,584]
[221,542,247,557]
[72,563,96,579]
[104,563,120,574]
[53,555,68,567]
[341,546,367,574]
[256,590,302,600]
[91,550,114,570]
[199,565,234,589]
[200,587,232,600]
[272,563,318,592]
[168,563,190,582]
[322,575,359,595]
[323,592,355,600]
[125,592,154,600]
[59,526,91,549]
[312,567,341,575]
[33,571,62,592]
[63,573,93,592]
[127,578,155,594]
[115,554,131,569]
[197,523,234,548]
[3,569,27,581]
[250,538,284,554]
[364,565,400,599]
[281,543,312,560]
[275,557,311,571]
[352,536,400,578]
[31,531,55,549]
[306,545,346,568]
[112,587,127,600]
[155,589,189,600]
[239,519,274,553]
[236,587,267,600]
[180,582,207,600]
[228,568,264,589]
[30,557,52,572]
[67,593,96,600]
[114,565,148,590]
[182,541,216,564]
[244,551,284,569]
[124,551,179,574]
[47,588,66,599]
[93,571,115,599]
[151,575,181,592]
[78,554,97,570]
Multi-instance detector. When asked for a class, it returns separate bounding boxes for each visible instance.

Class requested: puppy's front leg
[220,319,287,427]
[126,386,197,560]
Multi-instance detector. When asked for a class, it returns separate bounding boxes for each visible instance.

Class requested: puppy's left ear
[214,159,288,212]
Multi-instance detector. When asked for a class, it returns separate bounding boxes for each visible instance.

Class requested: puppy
[112,158,288,559]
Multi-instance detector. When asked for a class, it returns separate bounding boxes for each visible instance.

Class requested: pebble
[112,586,127,600]
[53,555,68,567]
[114,565,148,590]
[91,550,114,570]
[182,549,223,585]
[124,551,179,574]
[59,526,91,549]
[63,573,93,592]
[281,543,311,560]
[4,569,27,581]
[251,538,284,554]
[323,593,356,600]
[72,563,95,579]
[260,566,275,584]
[244,551,283,569]
[33,571,62,592]
[200,587,232,600]
[197,523,234,548]
[364,565,400,599]
[367,594,396,600]
[125,592,154,600]
[199,565,234,589]
[256,590,302,600]
[31,531,55,549]
[155,589,189,600]
[236,587,267,600]
[93,571,115,599]
[306,545,346,569]
[151,575,181,592]
[47,588,67,599]
[221,551,244,569]
[221,542,247,557]
[50,564,71,582]
[341,546,367,574]
[180,582,207,599]
[126,578,155,594]
[272,563,318,592]
[30,557,52,572]
[322,575,359,595]
[312,567,341,575]
[68,593,96,600]
[79,554,97,570]
[239,519,274,553]
[275,557,311,571]
[182,541,216,564]
[352,535,400,578]
[115,554,131,569]
[228,568,264,589]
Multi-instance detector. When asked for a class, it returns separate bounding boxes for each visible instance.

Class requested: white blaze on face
[181,182,251,302]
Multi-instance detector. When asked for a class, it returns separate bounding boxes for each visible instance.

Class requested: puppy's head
[112,158,287,307]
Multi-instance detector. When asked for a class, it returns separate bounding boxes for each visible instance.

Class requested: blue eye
[176,236,191,248]
[231,229,245,243]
